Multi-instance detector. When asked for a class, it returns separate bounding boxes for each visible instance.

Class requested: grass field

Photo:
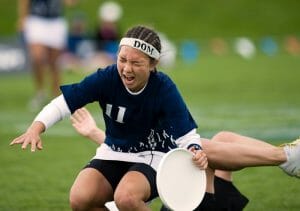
[1,0,300,210]
[1,52,300,210]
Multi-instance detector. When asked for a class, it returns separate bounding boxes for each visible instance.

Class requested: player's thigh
[115,163,156,202]
[211,131,253,144]
[70,167,113,203]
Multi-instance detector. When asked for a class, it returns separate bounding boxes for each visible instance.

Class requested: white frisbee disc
[156,148,206,211]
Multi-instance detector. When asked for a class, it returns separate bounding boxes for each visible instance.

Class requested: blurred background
[1,0,300,210]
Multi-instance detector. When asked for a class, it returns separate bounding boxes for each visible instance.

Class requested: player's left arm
[71,107,105,145]
[175,130,208,170]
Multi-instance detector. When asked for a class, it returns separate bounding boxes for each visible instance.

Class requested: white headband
[119,38,160,60]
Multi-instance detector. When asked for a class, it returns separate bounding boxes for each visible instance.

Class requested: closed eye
[132,62,143,67]
[118,57,126,63]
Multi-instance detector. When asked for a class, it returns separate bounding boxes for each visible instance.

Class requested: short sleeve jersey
[61,64,197,153]
[29,0,63,18]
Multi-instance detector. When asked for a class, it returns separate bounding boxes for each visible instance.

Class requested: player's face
[117,46,156,92]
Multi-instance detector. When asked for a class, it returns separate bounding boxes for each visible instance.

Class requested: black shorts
[84,159,158,201]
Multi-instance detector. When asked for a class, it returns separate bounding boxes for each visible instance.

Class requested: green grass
[1,52,300,210]
[1,0,300,209]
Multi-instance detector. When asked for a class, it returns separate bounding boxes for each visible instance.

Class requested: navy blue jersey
[29,0,63,18]
[61,64,197,153]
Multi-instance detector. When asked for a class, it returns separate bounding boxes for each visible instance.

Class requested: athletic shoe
[279,138,300,178]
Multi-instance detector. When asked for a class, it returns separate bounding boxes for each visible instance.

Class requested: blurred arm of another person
[70,107,105,145]
[17,0,29,31]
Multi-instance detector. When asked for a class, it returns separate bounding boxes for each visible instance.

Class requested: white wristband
[34,95,71,129]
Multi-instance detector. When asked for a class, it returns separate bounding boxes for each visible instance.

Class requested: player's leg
[201,131,300,178]
[278,138,300,177]
[48,47,62,96]
[70,159,132,210]
[201,131,286,170]
[114,163,155,211]
[214,170,232,181]
[212,131,279,148]
[69,168,113,210]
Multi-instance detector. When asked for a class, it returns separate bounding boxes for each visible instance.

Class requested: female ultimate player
[70,107,249,211]
[11,25,300,211]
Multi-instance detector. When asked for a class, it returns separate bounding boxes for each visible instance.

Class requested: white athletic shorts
[24,15,68,49]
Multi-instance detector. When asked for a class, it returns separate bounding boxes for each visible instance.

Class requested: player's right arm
[10,121,45,152]
[10,95,71,152]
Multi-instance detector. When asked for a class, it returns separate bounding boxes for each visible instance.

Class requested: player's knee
[69,189,90,211]
[114,190,140,210]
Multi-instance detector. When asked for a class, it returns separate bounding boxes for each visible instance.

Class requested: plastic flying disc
[156,148,206,211]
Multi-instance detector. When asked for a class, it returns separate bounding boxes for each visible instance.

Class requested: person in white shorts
[17,0,76,110]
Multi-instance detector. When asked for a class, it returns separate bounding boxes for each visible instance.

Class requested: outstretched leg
[201,131,300,178]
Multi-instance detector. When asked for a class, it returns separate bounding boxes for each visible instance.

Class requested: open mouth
[122,74,135,87]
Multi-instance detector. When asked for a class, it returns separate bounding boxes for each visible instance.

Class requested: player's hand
[71,107,98,137]
[190,147,208,170]
[10,121,45,152]
[10,131,43,152]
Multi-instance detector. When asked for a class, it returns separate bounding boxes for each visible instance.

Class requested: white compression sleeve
[34,95,71,129]
[175,129,201,149]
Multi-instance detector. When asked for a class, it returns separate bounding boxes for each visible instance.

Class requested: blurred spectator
[260,37,278,56]
[180,40,200,63]
[67,11,88,55]
[17,0,77,111]
[59,10,89,72]
[234,37,256,59]
[284,35,300,56]
[95,1,122,56]
[60,1,123,72]
[210,37,228,56]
